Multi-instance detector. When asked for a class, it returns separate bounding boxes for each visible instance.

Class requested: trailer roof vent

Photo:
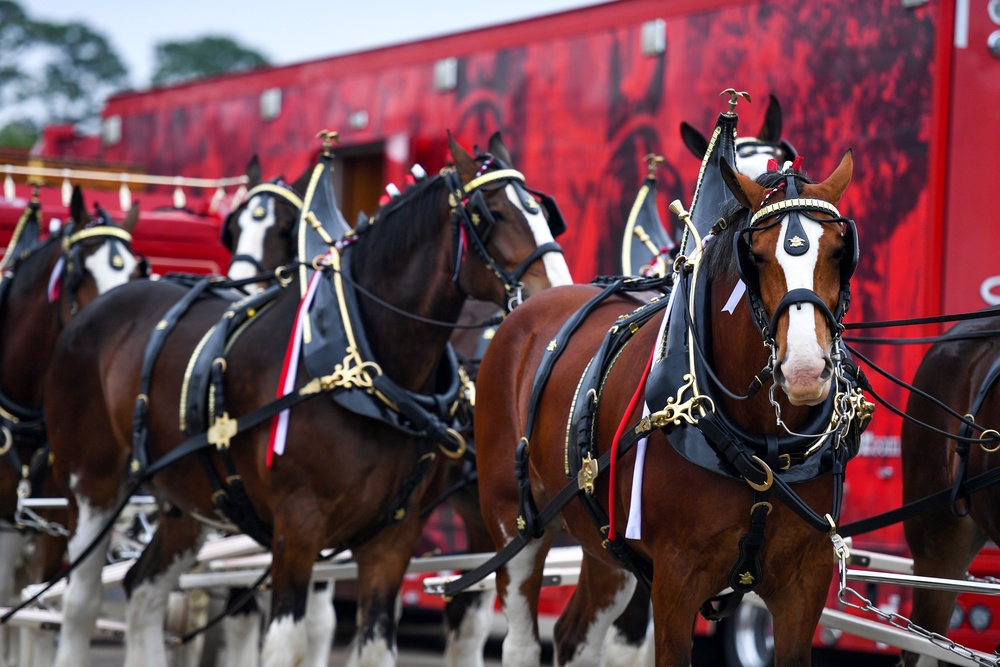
[101,115,121,146]
[434,57,458,92]
[641,19,666,56]
[260,88,282,121]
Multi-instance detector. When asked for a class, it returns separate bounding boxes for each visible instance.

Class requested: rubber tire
[722,603,775,667]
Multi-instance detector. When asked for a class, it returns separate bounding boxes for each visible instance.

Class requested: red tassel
[791,156,804,172]
[767,158,778,172]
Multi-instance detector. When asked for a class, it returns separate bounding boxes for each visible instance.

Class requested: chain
[835,546,1000,666]
[14,505,69,537]
[15,477,69,536]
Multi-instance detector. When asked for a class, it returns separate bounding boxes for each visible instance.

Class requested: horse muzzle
[773,351,833,406]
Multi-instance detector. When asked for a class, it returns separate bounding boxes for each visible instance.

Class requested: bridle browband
[444,159,564,312]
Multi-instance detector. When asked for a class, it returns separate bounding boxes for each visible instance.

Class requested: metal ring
[980,428,1000,453]
[274,265,293,287]
[750,501,772,516]
[746,455,774,492]
[0,425,12,457]
[439,428,467,460]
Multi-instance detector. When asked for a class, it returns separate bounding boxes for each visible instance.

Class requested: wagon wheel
[722,603,774,667]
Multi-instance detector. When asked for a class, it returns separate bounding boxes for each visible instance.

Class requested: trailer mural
[3,0,999,661]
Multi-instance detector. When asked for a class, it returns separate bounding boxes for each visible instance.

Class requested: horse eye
[751,252,766,265]
[830,248,845,262]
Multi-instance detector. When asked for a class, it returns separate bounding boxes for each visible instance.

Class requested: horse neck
[348,191,467,392]
[706,275,815,434]
[0,246,62,407]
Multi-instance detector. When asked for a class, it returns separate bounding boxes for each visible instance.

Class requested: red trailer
[5,0,1000,663]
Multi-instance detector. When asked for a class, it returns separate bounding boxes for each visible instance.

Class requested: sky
[24,0,605,89]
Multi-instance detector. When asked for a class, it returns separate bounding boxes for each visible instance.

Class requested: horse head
[222,155,309,284]
[682,94,798,179]
[722,150,855,406]
[56,185,144,320]
[447,131,573,309]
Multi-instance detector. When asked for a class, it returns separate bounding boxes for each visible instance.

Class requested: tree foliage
[0,0,128,140]
[31,21,128,125]
[152,36,270,87]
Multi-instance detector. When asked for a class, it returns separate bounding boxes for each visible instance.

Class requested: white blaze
[505,184,573,287]
[83,240,138,294]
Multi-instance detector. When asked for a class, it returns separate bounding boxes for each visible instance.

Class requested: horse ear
[805,150,853,206]
[70,185,85,224]
[680,122,709,159]
[487,131,514,167]
[721,159,766,212]
[246,155,262,188]
[448,130,477,183]
[121,201,140,234]
[759,95,783,142]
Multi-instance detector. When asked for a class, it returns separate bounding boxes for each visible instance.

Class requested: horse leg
[444,484,497,667]
[53,487,120,667]
[347,517,427,667]
[553,556,637,667]
[494,534,557,667]
[0,528,28,667]
[260,513,326,667]
[901,513,986,667]
[303,580,336,667]
[603,585,652,667]
[122,511,208,667]
[759,539,832,667]
[222,588,264,667]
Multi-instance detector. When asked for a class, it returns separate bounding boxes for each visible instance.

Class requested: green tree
[0,1,129,143]
[0,119,38,150]
[0,1,37,111]
[152,36,270,87]
[31,20,128,126]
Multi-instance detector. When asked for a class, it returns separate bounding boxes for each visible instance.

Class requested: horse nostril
[819,357,833,381]
[773,363,786,387]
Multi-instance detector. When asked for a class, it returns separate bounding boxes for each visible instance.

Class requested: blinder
[445,159,566,311]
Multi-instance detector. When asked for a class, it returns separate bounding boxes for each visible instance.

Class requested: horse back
[902,312,1000,528]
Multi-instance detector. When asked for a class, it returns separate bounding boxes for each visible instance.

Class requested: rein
[333,265,504,330]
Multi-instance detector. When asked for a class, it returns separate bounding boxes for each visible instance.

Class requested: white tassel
[119,175,132,211]
[173,178,186,209]
[209,187,225,213]
[61,173,72,207]
[3,175,14,201]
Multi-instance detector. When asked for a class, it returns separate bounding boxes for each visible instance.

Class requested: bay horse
[42,131,569,667]
[899,314,1000,666]
[473,151,866,666]
[0,187,142,664]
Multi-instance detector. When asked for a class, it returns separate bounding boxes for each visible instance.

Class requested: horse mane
[700,169,815,283]
[348,174,447,271]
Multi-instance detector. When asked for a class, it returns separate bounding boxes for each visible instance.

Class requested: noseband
[223,180,303,275]
[444,162,564,311]
[734,175,858,351]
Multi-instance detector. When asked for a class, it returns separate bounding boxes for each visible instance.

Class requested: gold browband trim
[65,226,134,248]
[462,169,525,194]
[243,183,305,211]
[750,197,841,226]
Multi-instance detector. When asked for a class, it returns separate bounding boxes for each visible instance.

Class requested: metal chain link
[835,543,1000,666]
[13,505,69,537]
